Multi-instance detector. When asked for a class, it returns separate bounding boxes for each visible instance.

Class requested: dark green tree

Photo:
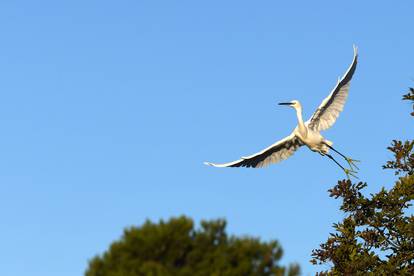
[85,216,300,276]
[311,88,414,275]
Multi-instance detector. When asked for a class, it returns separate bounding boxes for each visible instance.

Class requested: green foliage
[383,140,414,175]
[85,216,300,276]
[403,87,414,116]
[311,88,414,275]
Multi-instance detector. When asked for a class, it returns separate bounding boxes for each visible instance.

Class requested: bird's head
[278,100,301,110]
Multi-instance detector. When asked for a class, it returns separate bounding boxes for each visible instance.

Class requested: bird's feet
[344,168,359,180]
[345,157,360,171]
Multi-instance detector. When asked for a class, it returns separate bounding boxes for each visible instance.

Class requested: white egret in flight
[205,46,359,178]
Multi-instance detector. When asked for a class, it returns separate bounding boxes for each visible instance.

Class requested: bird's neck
[295,107,307,135]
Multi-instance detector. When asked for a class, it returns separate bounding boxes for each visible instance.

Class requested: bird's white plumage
[205,46,358,169]
[204,133,302,168]
[306,45,358,131]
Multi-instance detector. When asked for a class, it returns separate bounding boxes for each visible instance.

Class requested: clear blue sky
[0,1,413,275]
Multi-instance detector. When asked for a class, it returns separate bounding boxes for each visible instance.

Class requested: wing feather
[204,134,303,168]
[307,46,358,131]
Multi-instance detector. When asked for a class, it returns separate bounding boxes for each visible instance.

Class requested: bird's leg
[325,145,360,171]
[325,154,358,180]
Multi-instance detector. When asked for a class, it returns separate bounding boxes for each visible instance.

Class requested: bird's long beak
[278,102,293,106]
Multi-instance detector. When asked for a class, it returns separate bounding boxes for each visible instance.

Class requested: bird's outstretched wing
[306,45,358,131]
[204,134,303,168]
